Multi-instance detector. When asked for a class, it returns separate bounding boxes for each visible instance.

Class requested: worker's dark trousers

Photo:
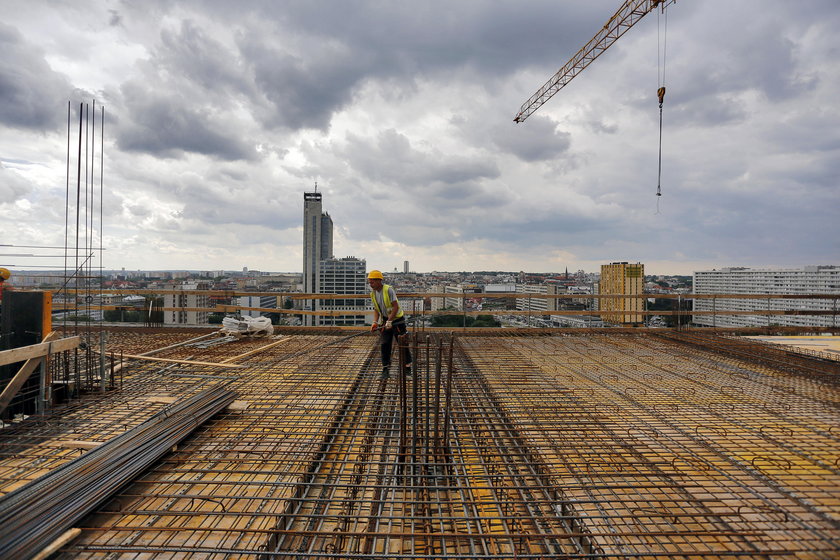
[380,318,412,368]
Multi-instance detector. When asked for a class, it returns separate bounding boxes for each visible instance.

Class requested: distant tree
[431,314,465,328]
[472,315,501,328]
[103,310,121,322]
[208,313,224,324]
[431,314,500,328]
[647,298,691,327]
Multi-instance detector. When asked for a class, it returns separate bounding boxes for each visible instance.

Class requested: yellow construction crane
[514,0,677,123]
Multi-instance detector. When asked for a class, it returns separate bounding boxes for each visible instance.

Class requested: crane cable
[656,4,669,213]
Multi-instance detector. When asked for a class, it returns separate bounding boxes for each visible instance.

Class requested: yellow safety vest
[370,284,404,319]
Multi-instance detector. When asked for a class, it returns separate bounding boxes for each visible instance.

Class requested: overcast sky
[2,0,838,276]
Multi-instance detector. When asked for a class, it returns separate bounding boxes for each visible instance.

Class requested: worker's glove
[385,320,393,330]
[370,323,379,333]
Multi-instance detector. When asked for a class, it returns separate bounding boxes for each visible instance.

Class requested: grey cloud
[0,23,74,131]
[124,201,151,218]
[109,10,123,27]
[238,35,363,131]
[167,173,299,230]
[157,20,247,96]
[492,115,571,162]
[665,181,839,266]
[656,3,838,122]
[225,2,611,132]
[341,129,499,189]
[274,2,606,78]
[116,81,254,160]
[668,93,748,127]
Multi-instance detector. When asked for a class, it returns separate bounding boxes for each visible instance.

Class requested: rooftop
[1,328,839,558]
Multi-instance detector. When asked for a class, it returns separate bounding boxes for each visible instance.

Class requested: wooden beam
[227,400,250,411]
[114,353,245,369]
[0,335,80,367]
[0,331,59,416]
[31,528,82,560]
[42,440,101,450]
[146,396,179,404]
[220,336,291,364]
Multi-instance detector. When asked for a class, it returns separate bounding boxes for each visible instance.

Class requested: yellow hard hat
[0,267,9,281]
[367,270,383,280]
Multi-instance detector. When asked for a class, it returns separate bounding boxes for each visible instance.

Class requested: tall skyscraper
[599,262,644,326]
[303,191,333,326]
[403,260,410,274]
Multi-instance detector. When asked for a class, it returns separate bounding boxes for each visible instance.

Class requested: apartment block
[599,262,644,326]
[515,284,559,314]
[163,281,209,326]
[693,265,840,328]
[319,257,368,326]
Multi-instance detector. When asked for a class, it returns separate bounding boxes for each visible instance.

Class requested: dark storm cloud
[116,81,254,160]
[274,1,604,77]
[0,23,74,131]
[223,1,609,132]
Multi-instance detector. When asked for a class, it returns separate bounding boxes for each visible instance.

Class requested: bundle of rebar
[0,384,236,560]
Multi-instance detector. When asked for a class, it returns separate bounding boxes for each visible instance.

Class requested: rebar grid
[0,331,837,559]
[458,334,839,557]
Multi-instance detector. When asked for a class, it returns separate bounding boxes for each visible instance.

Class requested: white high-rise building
[302,191,333,326]
[516,284,560,314]
[238,295,278,318]
[319,257,368,326]
[163,282,209,326]
[693,266,840,328]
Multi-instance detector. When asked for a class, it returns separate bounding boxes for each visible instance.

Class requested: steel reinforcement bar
[0,385,237,560]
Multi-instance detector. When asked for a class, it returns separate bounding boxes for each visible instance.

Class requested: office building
[599,262,644,326]
[319,257,368,326]
[302,191,334,326]
[163,281,209,326]
[693,265,840,328]
[516,284,560,314]
[433,284,482,311]
[237,295,278,318]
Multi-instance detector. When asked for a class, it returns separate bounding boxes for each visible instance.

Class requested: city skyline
[1,1,838,276]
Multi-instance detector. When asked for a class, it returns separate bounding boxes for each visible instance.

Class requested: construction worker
[368,270,412,378]
[0,267,9,306]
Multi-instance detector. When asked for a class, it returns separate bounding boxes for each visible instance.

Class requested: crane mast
[514,0,674,123]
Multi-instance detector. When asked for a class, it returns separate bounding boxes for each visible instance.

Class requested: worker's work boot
[381,366,390,378]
